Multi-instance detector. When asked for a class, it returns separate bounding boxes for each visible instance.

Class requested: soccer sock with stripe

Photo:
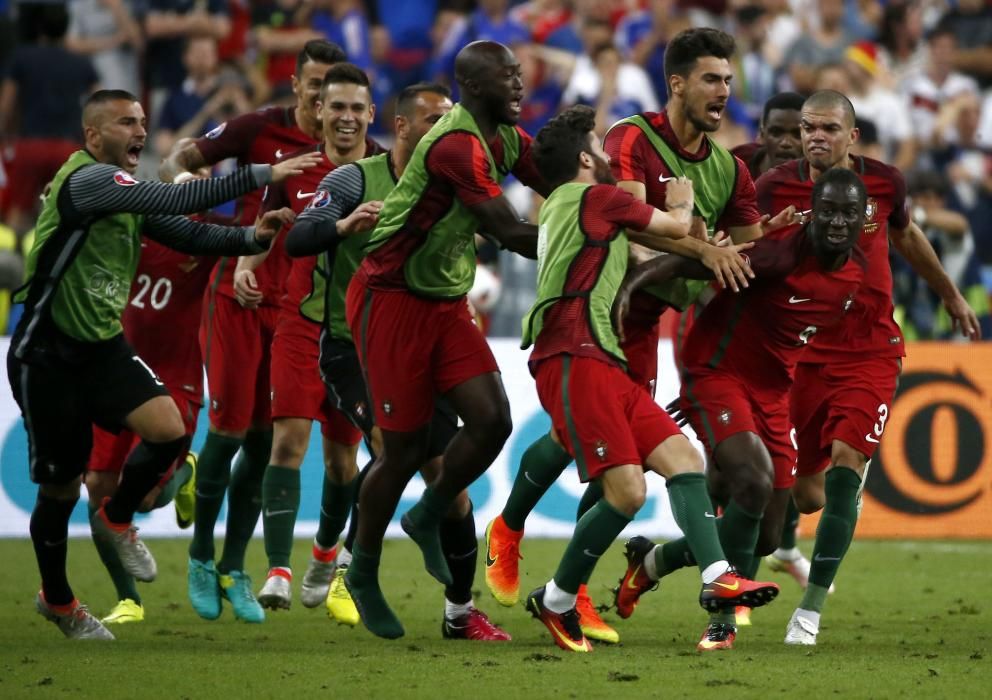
[31,493,78,607]
[104,437,186,524]
[801,466,861,613]
[342,459,373,554]
[148,455,193,511]
[189,431,240,562]
[665,473,727,577]
[261,465,301,570]
[88,501,141,604]
[217,428,270,574]
[552,499,632,595]
[315,473,357,551]
[440,503,478,606]
[501,433,572,531]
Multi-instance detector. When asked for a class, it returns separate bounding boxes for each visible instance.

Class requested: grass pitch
[0,537,989,699]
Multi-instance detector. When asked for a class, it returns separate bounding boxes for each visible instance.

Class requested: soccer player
[8,89,316,640]
[159,40,350,623]
[613,167,870,651]
[484,27,767,641]
[521,105,779,653]
[756,90,980,645]
[285,82,511,640]
[232,63,379,612]
[731,91,805,180]
[343,40,552,640]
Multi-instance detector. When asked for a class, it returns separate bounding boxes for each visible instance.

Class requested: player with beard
[343,41,552,640]
[731,92,805,180]
[485,27,773,642]
[521,106,779,653]
[756,90,980,645]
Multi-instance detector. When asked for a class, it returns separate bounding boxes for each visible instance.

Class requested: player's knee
[755,521,782,557]
[39,478,82,502]
[605,472,646,516]
[143,408,187,444]
[650,435,704,476]
[466,400,513,446]
[794,488,825,514]
[84,471,118,504]
[830,441,867,476]
[324,449,358,482]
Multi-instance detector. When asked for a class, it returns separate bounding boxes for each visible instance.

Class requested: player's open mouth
[826,231,848,244]
[706,103,724,120]
[336,126,357,135]
[126,144,143,166]
[509,96,522,115]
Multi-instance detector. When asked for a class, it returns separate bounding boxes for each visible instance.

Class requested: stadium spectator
[543,0,616,54]
[304,0,373,72]
[937,0,992,87]
[66,0,143,97]
[761,0,803,70]
[509,0,570,43]
[876,1,927,89]
[431,0,529,86]
[0,2,99,233]
[729,4,777,134]
[614,0,690,104]
[781,0,857,94]
[253,0,324,101]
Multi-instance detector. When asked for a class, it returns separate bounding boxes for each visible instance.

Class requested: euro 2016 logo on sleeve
[862,344,992,537]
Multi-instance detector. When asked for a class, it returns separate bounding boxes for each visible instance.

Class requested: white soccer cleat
[91,506,157,582]
[300,557,336,609]
[258,570,292,610]
[784,610,819,646]
[36,594,115,640]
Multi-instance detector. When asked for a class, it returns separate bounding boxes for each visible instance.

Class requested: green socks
[666,473,725,573]
[261,465,301,569]
[553,499,631,594]
[401,487,452,585]
[802,467,861,612]
[189,432,241,562]
[315,474,357,551]
[149,456,194,511]
[89,502,141,604]
[717,500,762,575]
[217,429,270,574]
[780,496,800,550]
[344,543,404,639]
[501,433,572,531]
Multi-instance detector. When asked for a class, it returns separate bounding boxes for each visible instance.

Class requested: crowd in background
[0,0,990,338]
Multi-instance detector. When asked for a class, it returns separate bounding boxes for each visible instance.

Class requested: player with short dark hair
[732,91,805,179]
[521,105,778,653]
[756,89,980,645]
[613,167,869,650]
[8,89,316,640]
[158,40,355,624]
[342,40,553,640]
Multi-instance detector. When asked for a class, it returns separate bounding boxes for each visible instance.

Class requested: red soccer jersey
[682,228,867,393]
[730,141,764,180]
[122,239,216,402]
[362,126,546,291]
[530,184,656,369]
[755,156,910,362]
[604,111,762,327]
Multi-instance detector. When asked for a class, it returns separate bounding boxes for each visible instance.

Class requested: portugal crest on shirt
[865,197,878,222]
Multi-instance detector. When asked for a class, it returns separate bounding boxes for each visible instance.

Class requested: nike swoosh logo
[788,296,811,304]
[704,512,716,518]
[865,434,880,444]
[485,533,498,568]
[275,149,285,159]
[626,564,643,589]
[813,554,841,562]
[296,190,315,199]
[545,615,590,652]
[265,509,295,517]
[712,580,740,591]
[44,538,67,547]
[582,549,601,559]
[658,174,675,183]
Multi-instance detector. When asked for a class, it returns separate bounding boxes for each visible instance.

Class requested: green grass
[0,537,989,699]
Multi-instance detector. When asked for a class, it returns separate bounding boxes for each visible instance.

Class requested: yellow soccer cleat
[576,584,619,644]
[326,567,360,626]
[735,605,752,626]
[174,452,197,529]
[101,598,145,625]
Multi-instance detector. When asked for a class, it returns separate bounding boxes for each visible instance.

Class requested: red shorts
[201,293,278,432]
[270,313,361,445]
[87,392,200,483]
[680,370,797,489]
[791,357,901,476]
[620,319,660,396]
[0,138,80,216]
[347,273,498,432]
[535,355,682,482]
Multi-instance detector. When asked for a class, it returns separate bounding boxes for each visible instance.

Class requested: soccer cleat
[699,569,779,612]
[36,593,114,640]
[91,500,157,582]
[101,598,145,625]
[614,535,658,619]
[174,451,197,529]
[734,605,751,626]
[765,553,836,593]
[697,622,737,651]
[219,570,265,623]
[576,584,619,643]
[188,558,222,620]
[484,516,524,607]
[300,555,337,609]
[526,586,592,653]
[442,608,512,641]
[258,569,292,610]
[326,567,360,626]
[784,610,819,645]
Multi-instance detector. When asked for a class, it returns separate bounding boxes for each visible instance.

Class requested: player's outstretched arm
[471,196,539,259]
[627,176,693,247]
[143,217,268,257]
[891,221,981,339]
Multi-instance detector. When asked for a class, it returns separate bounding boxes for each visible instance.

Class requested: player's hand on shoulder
[234,269,263,309]
[759,204,800,235]
[270,152,324,182]
[701,232,754,293]
[337,200,383,236]
[664,176,694,213]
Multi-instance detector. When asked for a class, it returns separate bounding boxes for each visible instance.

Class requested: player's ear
[578,150,593,170]
[849,126,860,145]
[670,74,685,97]
[290,73,301,100]
[368,103,376,124]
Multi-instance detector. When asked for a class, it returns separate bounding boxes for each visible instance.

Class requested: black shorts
[7,332,169,484]
[319,331,459,460]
